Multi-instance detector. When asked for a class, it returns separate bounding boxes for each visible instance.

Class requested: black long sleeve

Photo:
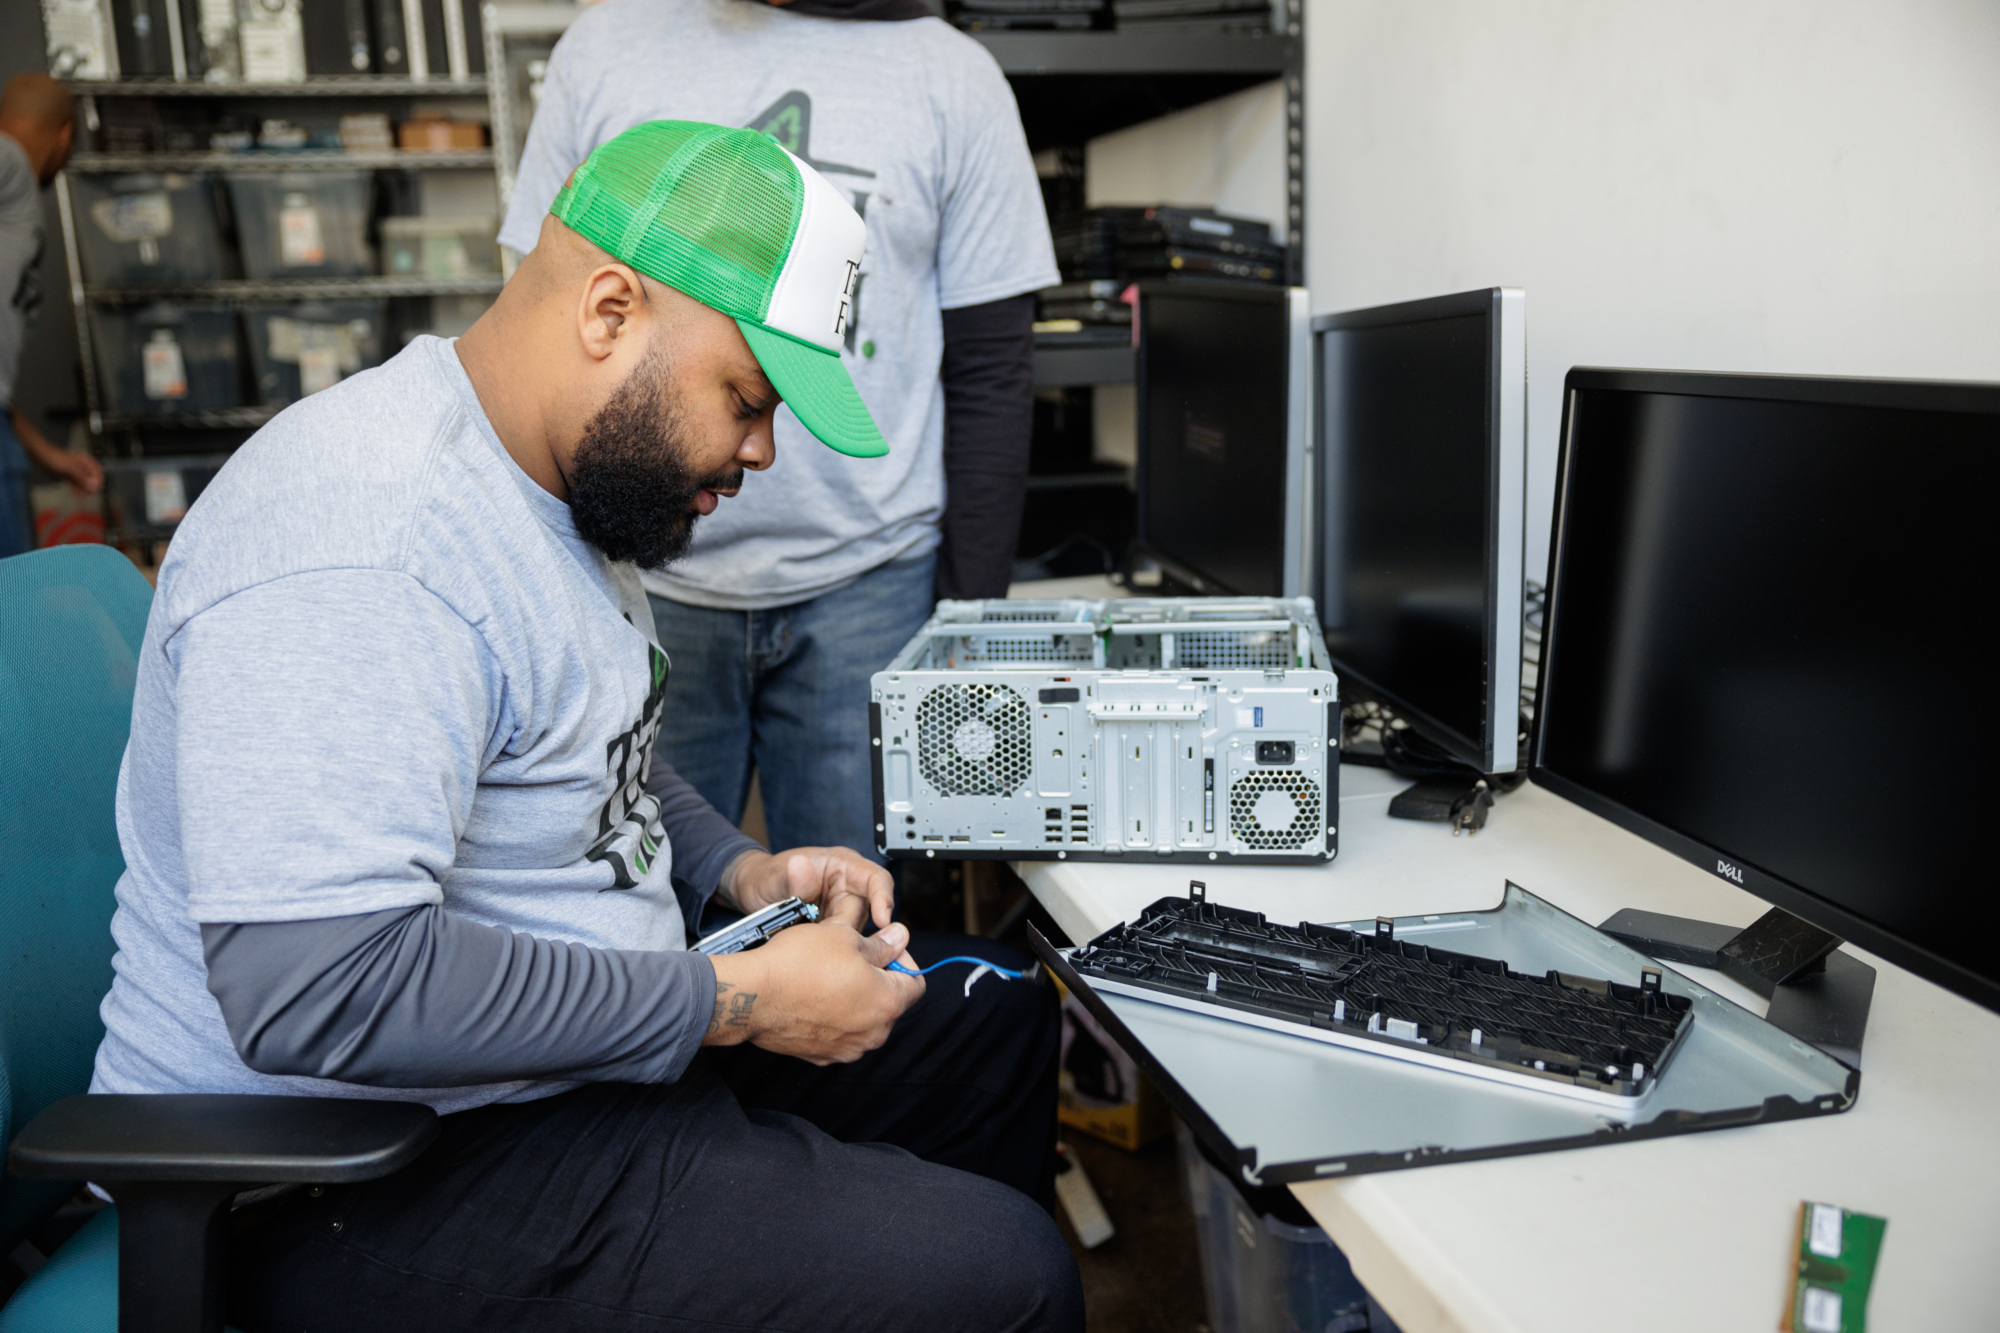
[936,292,1036,600]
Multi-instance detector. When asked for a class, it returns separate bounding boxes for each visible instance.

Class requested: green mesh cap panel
[550,121,804,324]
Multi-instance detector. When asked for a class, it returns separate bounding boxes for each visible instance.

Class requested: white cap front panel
[762,148,868,353]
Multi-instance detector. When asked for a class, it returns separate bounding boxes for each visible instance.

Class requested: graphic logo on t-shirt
[587,641,670,889]
[748,90,874,180]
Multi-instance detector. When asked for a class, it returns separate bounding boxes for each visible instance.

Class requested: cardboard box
[397,118,488,151]
[1056,978,1171,1151]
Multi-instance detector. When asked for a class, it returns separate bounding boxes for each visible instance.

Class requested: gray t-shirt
[498,0,1059,610]
[0,133,46,406]
[92,336,705,1114]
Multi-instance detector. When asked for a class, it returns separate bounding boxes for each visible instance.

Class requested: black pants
[227,934,1080,1333]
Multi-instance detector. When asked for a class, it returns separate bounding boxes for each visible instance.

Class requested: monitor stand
[1597,907,1876,1071]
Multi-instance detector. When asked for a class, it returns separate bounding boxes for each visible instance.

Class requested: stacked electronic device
[871,597,1339,864]
[1051,206,1286,287]
[947,0,1110,32]
[1109,0,1271,35]
[947,0,1267,31]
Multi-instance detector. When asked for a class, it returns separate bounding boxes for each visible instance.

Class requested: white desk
[1017,763,2000,1332]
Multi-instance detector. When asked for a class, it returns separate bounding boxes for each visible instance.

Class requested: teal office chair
[0,546,436,1333]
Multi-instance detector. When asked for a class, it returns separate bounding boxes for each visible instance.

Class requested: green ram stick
[1784,1200,1887,1333]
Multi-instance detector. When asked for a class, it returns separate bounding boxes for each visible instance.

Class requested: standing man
[1,72,102,557]
[499,0,1057,859]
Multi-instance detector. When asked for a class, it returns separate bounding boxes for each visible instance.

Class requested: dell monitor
[1532,368,2000,1017]
[1135,282,1311,598]
[1312,288,1527,775]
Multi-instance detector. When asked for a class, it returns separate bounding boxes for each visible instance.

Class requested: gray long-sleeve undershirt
[202,762,760,1088]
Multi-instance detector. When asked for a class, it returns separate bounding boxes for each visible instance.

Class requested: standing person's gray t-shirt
[0,132,46,405]
[92,336,703,1114]
[499,0,1059,611]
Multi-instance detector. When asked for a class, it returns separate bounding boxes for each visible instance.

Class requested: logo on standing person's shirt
[587,641,671,889]
[748,90,874,180]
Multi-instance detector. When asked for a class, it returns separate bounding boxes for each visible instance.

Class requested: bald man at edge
[88,124,1077,1332]
[1,73,102,556]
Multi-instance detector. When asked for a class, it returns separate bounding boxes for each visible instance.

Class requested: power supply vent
[1177,629,1293,669]
[916,683,1033,796]
[1229,769,1322,851]
[957,634,1094,665]
[978,609,1061,623]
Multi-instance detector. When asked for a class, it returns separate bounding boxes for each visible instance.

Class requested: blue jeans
[649,552,938,859]
[0,410,32,559]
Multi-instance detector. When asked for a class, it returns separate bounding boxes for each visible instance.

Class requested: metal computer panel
[1033,883,1856,1186]
[871,598,1340,865]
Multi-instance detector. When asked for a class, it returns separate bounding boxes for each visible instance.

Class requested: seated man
[91,121,1079,1333]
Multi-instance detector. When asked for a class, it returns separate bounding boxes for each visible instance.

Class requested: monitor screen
[1315,290,1524,772]
[1137,285,1293,596]
[1535,372,2000,1012]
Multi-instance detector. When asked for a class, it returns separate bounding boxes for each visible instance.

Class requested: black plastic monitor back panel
[1532,368,2000,1016]
[1312,289,1526,774]
[1136,282,1310,598]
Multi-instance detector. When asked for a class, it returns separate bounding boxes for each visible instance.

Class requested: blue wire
[887,955,1025,979]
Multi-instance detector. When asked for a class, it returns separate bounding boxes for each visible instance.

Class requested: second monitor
[1136,281,1312,598]
[1314,288,1527,775]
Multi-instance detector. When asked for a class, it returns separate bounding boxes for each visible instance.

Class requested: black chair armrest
[8,1093,438,1184]
[8,1095,439,1333]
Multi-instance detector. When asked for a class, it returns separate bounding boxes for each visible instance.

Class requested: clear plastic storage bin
[71,173,227,286]
[107,457,227,536]
[380,215,501,279]
[1177,1122,1392,1333]
[225,171,372,279]
[245,301,385,406]
[91,303,240,415]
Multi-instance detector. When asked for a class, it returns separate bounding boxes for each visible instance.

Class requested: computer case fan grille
[916,682,1033,796]
[1229,768,1324,851]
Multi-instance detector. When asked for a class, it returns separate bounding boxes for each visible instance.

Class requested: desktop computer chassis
[870,597,1340,865]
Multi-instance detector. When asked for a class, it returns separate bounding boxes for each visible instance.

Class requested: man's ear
[576,263,648,363]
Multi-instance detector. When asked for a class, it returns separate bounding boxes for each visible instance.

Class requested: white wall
[1307,0,2000,573]
[1086,80,1288,236]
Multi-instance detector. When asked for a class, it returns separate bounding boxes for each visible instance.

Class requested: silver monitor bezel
[1310,287,1527,774]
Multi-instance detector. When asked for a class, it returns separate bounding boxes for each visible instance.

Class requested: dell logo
[1716,860,1744,884]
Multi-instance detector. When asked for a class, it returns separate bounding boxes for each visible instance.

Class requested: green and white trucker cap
[549,119,885,458]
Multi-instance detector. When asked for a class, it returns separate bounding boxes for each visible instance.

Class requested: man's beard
[567,344,745,570]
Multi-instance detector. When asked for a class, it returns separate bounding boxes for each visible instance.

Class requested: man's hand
[722,846,894,932]
[12,408,102,494]
[46,448,103,494]
[703,920,924,1065]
